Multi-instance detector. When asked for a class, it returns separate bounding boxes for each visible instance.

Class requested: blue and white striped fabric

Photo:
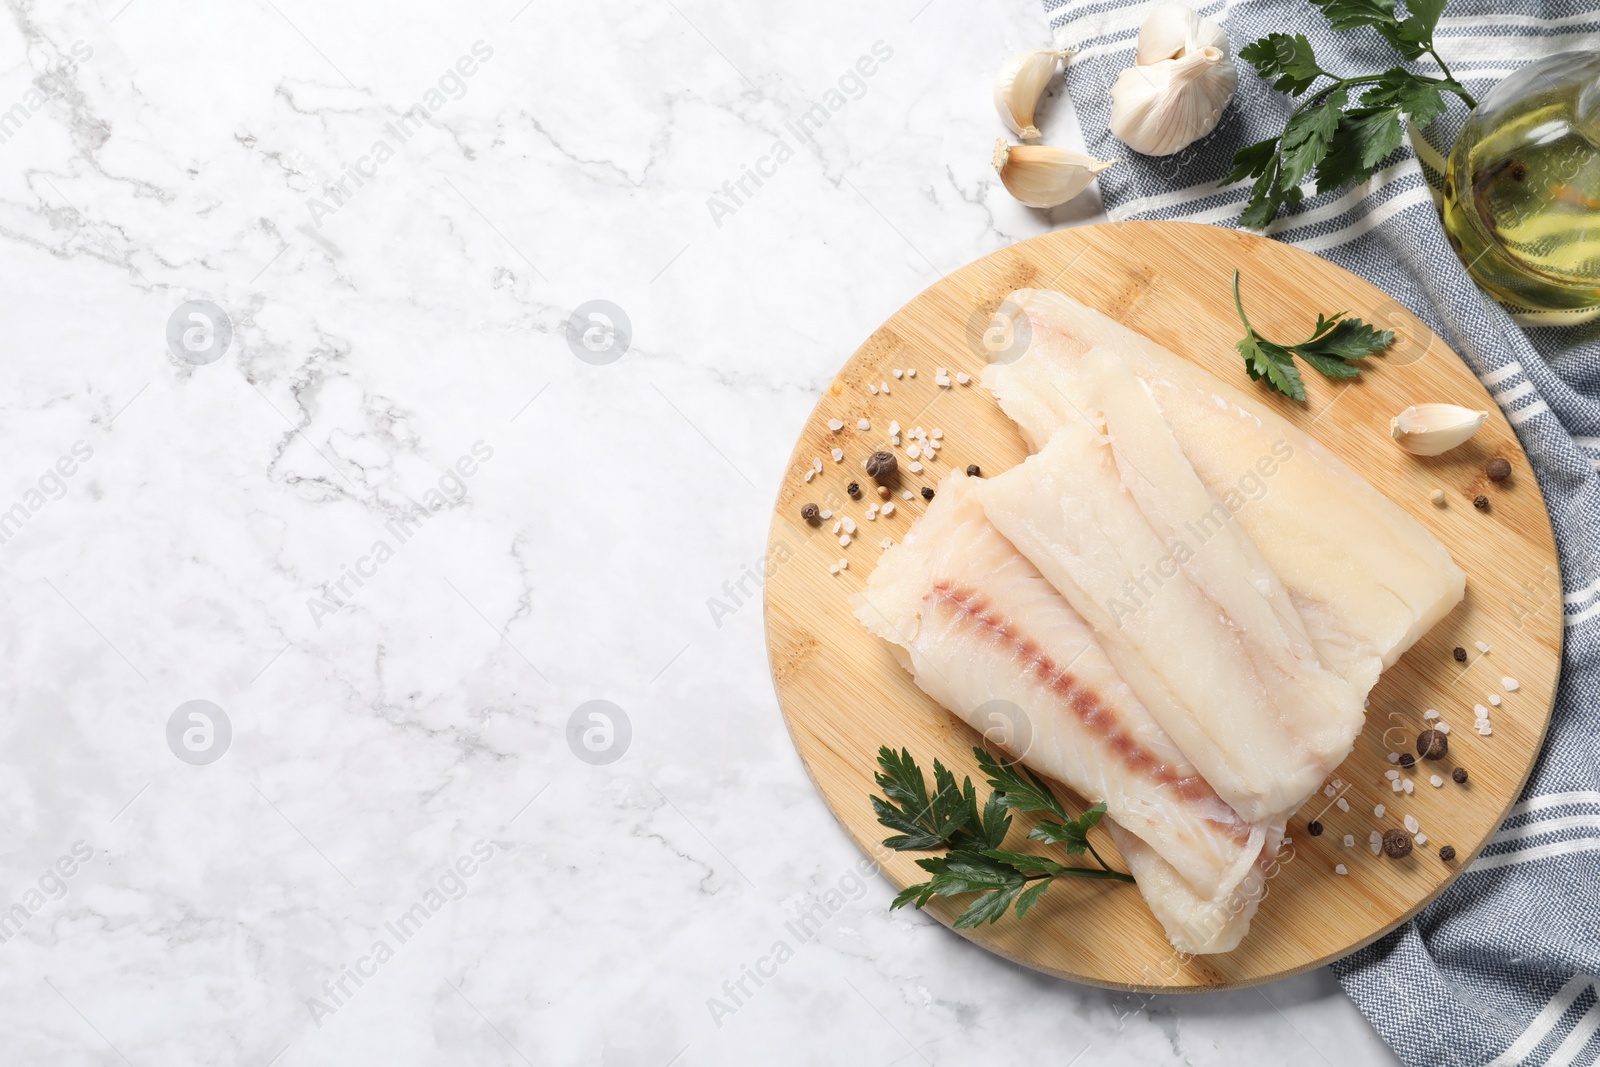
[1041,1,1600,1062]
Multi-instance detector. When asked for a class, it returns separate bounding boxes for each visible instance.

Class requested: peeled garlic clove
[994,48,1071,141]
[1110,45,1238,157]
[1389,404,1489,455]
[992,139,1114,208]
[1137,2,1229,65]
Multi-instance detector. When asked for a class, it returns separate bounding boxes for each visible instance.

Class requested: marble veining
[0,0,1399,1062]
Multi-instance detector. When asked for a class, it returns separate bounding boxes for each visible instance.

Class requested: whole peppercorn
[846,481,862,500]
[1474,494,1490,511]
[1382,829,1414,858]
[1453,646,1468,662]
[1486,457,1511,482]
[801,503,821,525]
[1452,767,1468,784]
[1307,820,1324,837]
[1439,845,1457,862]
[865,451,898,483]
[966,464,981,477]
[1398,753,1416,770]
[921,487,935,501]
[1417,728,1449,760]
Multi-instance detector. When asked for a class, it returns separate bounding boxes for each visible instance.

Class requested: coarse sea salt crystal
[1476,641,1490,653]
[1423,709,1440,720]
[804,470,815,482]
[828,419,844,432]
[857,419,870,431]
[1388,752,1401,764]
[838,558,848,570]
[893,369,903,379]
[1502,676,1520,692]
[1336,797,1350,812]
[819,510,832,520]
[839,534,851,546]
[882,503,895,516]
[813,458,823,473]
[1489,694,1501,706]
[829,564,839,574]
[956,372,971,385]
[1332,778,1344,789]
[931,428,943,440]
[902,490,913,500]
[1335,864,1348,876]
[907,444,921,460]
[1324,785,1336,798]
[1374,804,1386,817]
[1437,722,1451,735]
[1475,704,1488,717]
[1404,779,1415,794]
[889,421,901,435]
[906,368,916,377]
[908,461,923,473]
[1392,779,1403,792]
[1479,724,1494,736]
[868,383,878,394]
[1431,775,1444,787]
[831,520,841,534]
[1385,770,1400,780]
[880,382,890,394]
[1404,814,1420,834]
[842,518,856,534]
[1416,832,1427,845]
[1370,831,1383,855]
[880,537,892,549]
[1344,834,1355,847]
[832,448,844,462]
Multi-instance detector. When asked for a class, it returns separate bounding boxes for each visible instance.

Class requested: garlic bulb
[992,139,1114,208]
[1109,5,1237,157]
[1389,404,1489,455]
[1136,2,1228,65]
[994,48,1071,141]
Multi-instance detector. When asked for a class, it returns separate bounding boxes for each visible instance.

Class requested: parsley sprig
[1225,0,1477,227]
[1232,269,1395,400]
[870,745,1132,929]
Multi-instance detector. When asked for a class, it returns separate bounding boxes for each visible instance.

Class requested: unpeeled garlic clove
[993,48,1071,141]
[1389,404,1489,455]
[992,139,1114,208]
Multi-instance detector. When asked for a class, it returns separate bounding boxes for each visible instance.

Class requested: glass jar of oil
[1441,52,1600,321]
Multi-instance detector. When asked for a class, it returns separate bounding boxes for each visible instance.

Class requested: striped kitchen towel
[1041,0,1600,1063]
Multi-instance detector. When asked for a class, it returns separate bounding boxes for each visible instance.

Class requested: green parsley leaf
[1315,105,1406,193]
[1310,0,1397,33]
[1277,87,1347,189]
[1239,34,1327,95]
[1232,270,1395,400]
[1223,137,1282,185]
[973,746,1068,820]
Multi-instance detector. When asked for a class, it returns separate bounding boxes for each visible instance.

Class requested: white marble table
[0,0,1402,1062]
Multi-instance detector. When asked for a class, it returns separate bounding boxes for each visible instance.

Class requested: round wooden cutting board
[763,221,1562,991]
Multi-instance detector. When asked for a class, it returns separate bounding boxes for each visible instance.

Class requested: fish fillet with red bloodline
[852,471,1266,902]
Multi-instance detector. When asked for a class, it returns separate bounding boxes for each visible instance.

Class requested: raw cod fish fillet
[853,471,1265,902]
[1106,816,1286,956]
[984,289,1466,698]
[975,352,1367,823]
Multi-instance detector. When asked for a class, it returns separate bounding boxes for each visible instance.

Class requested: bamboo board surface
[762,221,1562,991]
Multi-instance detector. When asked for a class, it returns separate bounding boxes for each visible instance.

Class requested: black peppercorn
[1417,729,1448,760]
[1452,767,1468,784]
[966,464,981,477]
[1382,829,1414,858]
[846,481,862,500]
[1399,753,1416,770]
[865,451,897,483]
[1453,646,1467,662]
[1486,457,1511,482]
[1439,845,1457,862]
[921,487,935,501]
[1307,820,1323,837]
[1474,494,1489,510]
[1509,161,1528,182]
[800,503,820,525]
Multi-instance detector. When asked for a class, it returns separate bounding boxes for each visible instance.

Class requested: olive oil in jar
[1441,52,1600,319]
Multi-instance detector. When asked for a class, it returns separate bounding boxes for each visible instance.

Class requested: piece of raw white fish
[853,471,1266,900]
[984,289,1466,698]
[1106,817,1286,955]
[977,392,1361,824]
